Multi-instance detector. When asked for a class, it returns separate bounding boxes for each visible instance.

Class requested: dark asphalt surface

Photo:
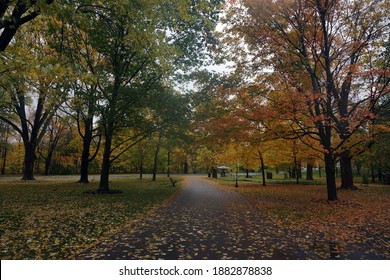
[76,175,320,260]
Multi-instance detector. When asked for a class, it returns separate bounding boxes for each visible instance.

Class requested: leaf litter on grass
[0,178,179,259]
[226,181,390,259]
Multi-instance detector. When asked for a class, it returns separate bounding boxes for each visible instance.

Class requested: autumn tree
[189,70,242,176]
[62,1,158,191]
[224,0,389,200]
[37,115,71,175]
[111,88,190,181]
[0,120,11,174]
[192,74,290,185]
[147,89,191,181]
[0,19,69,180]
[124,138,154,179]
[48,14,104,183]
[365,94,390,181]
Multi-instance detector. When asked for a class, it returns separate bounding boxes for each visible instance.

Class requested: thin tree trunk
[259,151,266,186]
[325,154,337,201]
[298,161,302,178]
[294,160,299,184]
[1,131,8,175]
[357,164,361,176]
[1,144,6,175]
[167,148,171,178]
[378,166,382,182]
[152,133,162,181]
[139,160,143,180]
[44,152,54,176]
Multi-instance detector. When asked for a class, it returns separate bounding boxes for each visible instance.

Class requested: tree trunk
[79,156,90,183]
[293,158,299,184]
[44,151,53,176]
[378,166,382,182]
[298,161,302,179]
[1,145,6,175]
[152,134,162,181]
[167,149,171,178]
[356,164,361,176]
[22,143,36,180]
[325,154,337,201]
[306,162,314,180]
[139,161,143,180]
[340,151,356,190]
[79,136,91,183]
[78,115,96,183]
[290,166,295,178]
[371,163,375,183]
[212,167,218,178]
[1,139,7,175]
[99,133,112,191]
[259,151,266,186]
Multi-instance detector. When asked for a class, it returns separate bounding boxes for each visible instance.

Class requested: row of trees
[190,0,389,200]
[1,0,389,201]
[0,118,193,177]
[0,0,223,192]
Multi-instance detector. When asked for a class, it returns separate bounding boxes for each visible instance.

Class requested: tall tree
[37,115,69,175]
[0,120,11,174]
[148,88,191,181]
[0,19,69,180]
[50,16,104,183]
[73,0,222,192]
[224,0,389,200]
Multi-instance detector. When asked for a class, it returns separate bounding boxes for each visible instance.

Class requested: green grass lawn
[219,171,387,185]
[0,177,180,260]
[220,176,327,185]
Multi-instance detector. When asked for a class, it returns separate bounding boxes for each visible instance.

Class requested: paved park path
[76,175,314,260]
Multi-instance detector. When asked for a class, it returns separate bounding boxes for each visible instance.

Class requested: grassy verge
[219,172,389,186]
[219,176,327,185]
[0,177,180,260]
[214,179,390,259]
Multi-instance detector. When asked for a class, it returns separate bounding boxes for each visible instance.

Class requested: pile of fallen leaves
[0,178,178,260]
[218,180,390,259]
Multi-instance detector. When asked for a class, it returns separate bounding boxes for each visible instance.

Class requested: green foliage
[0,0,224,184]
